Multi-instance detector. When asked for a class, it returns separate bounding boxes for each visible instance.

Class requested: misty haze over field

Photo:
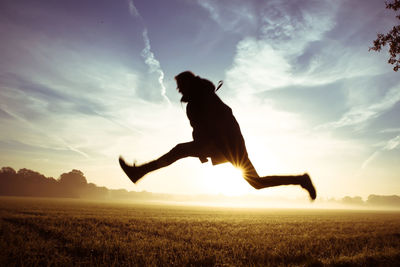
[1,167,399,210]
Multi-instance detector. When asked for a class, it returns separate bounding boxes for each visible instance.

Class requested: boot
[299,173,317,200]
[119,157,155,184]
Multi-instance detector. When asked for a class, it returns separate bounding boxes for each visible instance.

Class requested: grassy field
[1,197,400,266]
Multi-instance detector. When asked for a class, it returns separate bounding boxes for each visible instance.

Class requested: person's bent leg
[119,142,201,184]
[238,159,264,189]
[240,158,316,200]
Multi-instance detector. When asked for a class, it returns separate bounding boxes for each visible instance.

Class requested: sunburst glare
[203,163,253,196]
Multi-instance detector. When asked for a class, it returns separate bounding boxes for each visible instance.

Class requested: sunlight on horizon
[203,163,253,197]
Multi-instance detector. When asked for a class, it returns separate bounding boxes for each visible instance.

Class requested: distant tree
[367,194,400,206]
[59,169,87,186]
[0,166,112,199]
[18,168,47,181]
[0,167,17,196]
[58,169,88,198]
[370,0,400,71]
[341,196,364,206]
[16,168,59,197]
[1,166,17,175]
[86,183,109,199]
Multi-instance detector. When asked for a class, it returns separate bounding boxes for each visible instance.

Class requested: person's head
[175,71,215,102]
[175,71,196,96]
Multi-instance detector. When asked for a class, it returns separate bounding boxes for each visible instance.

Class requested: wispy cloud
[220,0,337,96]
[384,135,400,150]
[127,0,170,104]
[196,0,256,34]
[141,30,170,104]
[323,85,400,129]
[127,0,140,18]
[0,104,90,158]
[362,135,400,169]
[381,128,400,133]
[197,1,219,21]
[226,38,292,95]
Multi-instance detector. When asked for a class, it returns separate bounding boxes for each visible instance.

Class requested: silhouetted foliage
[1,167,16,175]
[86,183,109,199]
[0,167,108,199]
[370,0,400,71]
[59,169,88,197]
[59,169,87,185]
[0,167,167,201]
[341,196,364,206]
[367,194,400,206]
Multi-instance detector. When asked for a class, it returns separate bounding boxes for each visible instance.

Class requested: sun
[203,163,254,196]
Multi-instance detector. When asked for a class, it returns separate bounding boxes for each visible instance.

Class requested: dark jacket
[186,91,248,166]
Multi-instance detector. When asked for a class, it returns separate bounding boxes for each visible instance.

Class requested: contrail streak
[127,0,171,104]
[141,29,170,104]
[0,105,90,159]
[361,135,400,169]
[128,0,140,17]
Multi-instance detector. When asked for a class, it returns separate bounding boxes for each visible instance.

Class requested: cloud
[325,85,400,129]
[226,38,292,95]
[0,103,90,158]
[0,61,146,132]
[384,135,400,150]
[197,1,219,21]
[1,73,102,116]
[381,128,400,133]
[362,134,400,169]
[126,0,170,104]
[361,152,379,170]
[196,0,257,34]
[141,29,170,104]
[0,23,152,161]
[258,0,337,53]
[257,80,348,125]
[219,0,400,137]
[220,0,337,97]
[127,0,140,18]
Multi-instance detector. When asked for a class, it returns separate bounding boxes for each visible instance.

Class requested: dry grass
[1,197,400,266]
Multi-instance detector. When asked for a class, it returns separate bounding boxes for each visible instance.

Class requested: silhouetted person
[119,71,316,200]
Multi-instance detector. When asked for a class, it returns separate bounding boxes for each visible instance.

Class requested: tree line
[1,166,399,208]
[0,167,156,200]
[0,167,109,199]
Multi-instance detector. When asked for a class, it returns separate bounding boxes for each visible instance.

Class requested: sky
[0,0,399,200]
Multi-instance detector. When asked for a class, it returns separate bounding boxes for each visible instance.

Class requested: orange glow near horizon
[203,163,253,197]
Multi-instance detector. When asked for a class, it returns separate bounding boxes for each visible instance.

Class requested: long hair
[175,71,215,103]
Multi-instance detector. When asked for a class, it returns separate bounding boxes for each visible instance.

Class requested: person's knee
[171,143,187,153]
[244,176,262,190]
[169,143,195,158]
[248,180,262,190]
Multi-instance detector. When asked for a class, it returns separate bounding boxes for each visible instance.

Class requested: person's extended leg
[239,157,317,200]
[119,142,202,184]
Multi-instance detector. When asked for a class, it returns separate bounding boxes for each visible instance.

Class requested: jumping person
[119,71,316,200]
